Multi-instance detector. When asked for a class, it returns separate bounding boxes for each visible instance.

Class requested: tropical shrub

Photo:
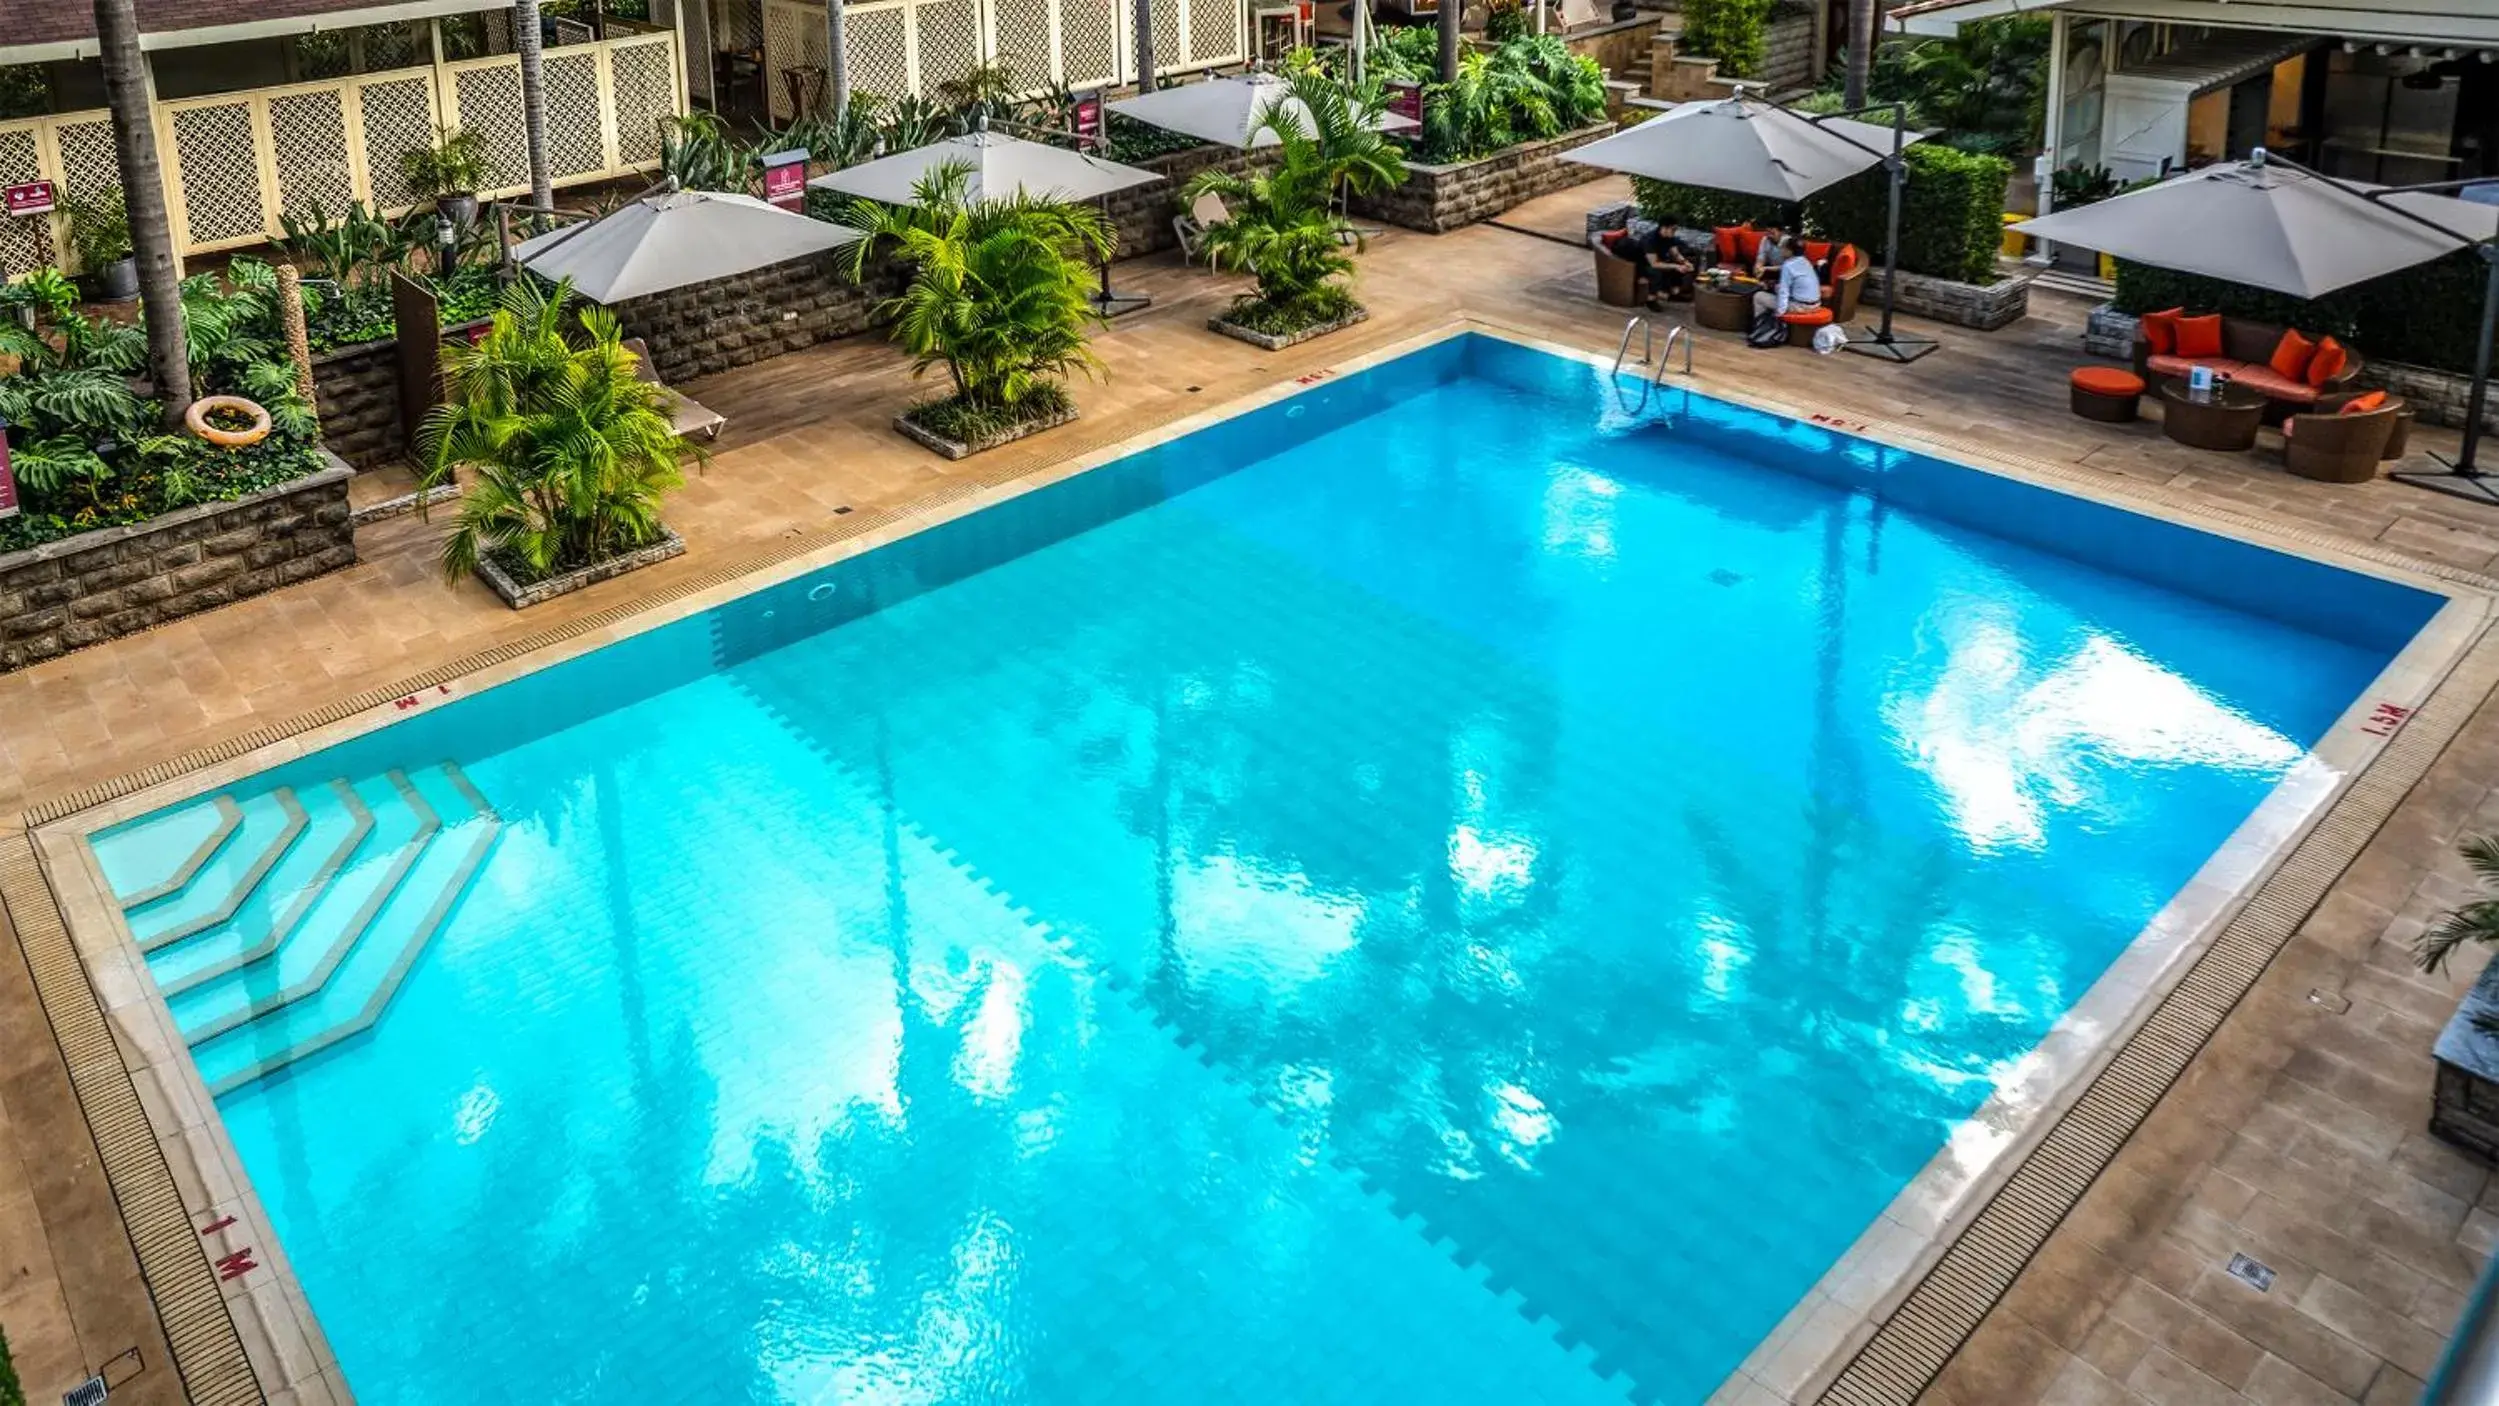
[1808,142,2010,283]
[658,110,760,193]
[2417,836,2499,979]
[1186,82,1380,336]
[1629,177,1795,233]
[1371,32,1607,162]
[64,185,132,272]
[1811,16,2048,158]
[401,127,492,199]
[0,1323,21,1406]
[837,163,1111,439]
[1680,0,1775,79]
[416,278,692,583]
[2112,247,2486,379]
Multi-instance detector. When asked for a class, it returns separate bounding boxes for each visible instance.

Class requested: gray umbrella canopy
[1563,94,1916,202]
[806,131,1162,206]
[2013,155,2499,300]
[510,188,863,304]
[1107,72,1417,150]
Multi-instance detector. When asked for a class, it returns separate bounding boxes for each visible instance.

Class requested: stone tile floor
[4,175,2499,1404]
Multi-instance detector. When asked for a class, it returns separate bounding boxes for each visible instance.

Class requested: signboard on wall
[1387,81,1423,127]
[761,149,809,211]
[0,427,19,522]
[1074,90,1105,148]
[3,180,54,217]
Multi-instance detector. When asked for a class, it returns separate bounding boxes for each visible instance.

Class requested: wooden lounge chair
[620,337,724,442]
[1174,192,1231,269]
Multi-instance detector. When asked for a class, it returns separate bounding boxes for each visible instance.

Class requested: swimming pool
[82,331,2449,1404]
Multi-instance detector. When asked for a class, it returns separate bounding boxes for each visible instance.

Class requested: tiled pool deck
[6,177,2499,1406]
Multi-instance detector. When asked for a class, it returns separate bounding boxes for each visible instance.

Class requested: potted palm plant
[416,277,696,606]
[65,186,138,301]
[2418,836,2499,1163]
[836,162,1110,458]
[402,127,493,228]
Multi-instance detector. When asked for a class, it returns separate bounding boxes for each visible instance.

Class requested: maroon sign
[1387,82,1423,127]
[3,180,54,217]
[0,433,17,521]
[761,149,809,211]
[1073,90,1104,148]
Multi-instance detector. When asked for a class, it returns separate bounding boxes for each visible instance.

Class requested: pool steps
[98,763,501,1096]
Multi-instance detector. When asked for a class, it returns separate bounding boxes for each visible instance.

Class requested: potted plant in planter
[416,277,697,607]
[2046,162,2121,276]
[402,127,493,229]
[1189,75,1397,350]
[836,162,1110,459]
[65,186,137,301]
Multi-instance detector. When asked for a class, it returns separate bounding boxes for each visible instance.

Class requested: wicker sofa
[2130,313,2365,419]
[1586,203,1865,319]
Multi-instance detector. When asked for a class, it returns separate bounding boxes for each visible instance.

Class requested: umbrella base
[1840,325,1938,363]
[2390,459,2499,506]
[1089,289,1153,318]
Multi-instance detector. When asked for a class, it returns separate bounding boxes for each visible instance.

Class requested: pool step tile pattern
[103,763,502,1096]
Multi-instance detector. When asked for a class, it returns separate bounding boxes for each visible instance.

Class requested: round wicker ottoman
[1780,306,1836,345]
[2069,366,2145,423]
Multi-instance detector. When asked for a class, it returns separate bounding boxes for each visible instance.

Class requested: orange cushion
[1804,240,1833,266]
[2308,335,2348,387]
[1735,228,1765,264]
[2269,328,2316,381]
[1779,306,1835,326]
[2341,390,2389,415]
[2071,366,2145,395]
[1714,225,1741,263]
[2174,314,2225,359]
[1832,246,1859,277]
[2146,354,2250,380]
[2229,366,2317,402]
[2139,307,2184,355]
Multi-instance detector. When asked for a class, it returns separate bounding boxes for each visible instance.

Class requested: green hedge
[1,1325,21,1406]
[1633,143,2009,285]
[1680,0,1774,78]
[2112,250,2486,378]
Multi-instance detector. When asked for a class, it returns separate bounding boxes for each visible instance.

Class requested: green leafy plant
[401,126,492,199]
[1630,176,1794,232]
[781,92,886,170]
[2050,162,2120,210]
[0,1322,21,1406]
[881,94,957,152]
[1808,141,2010,283]
[0,64,47,122]
[2111,245,2485,378]
[837,162,1110,437]
[1680,0,1775,79]
[1374,31,1606,162]
[63,185,133,271]
[277,198,412,287]
[657,110,759,192]
[416,277,693,583]
[1187,79,1388,336]
[1486,0,1528,43]
[2417,839,2499,1004]
[1810,16,2046,159]
[937,60,1022,127]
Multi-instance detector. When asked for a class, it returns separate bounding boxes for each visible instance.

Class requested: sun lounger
[620,337,725,442]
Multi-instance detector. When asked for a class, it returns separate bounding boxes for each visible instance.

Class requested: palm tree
[514,0,554,223]
[91,0,191,425]
[1185,105,1367,328]
[1437,0,1460,82]
[826,0,850,124]
[416,278,692,582]
[2418,837,2499,975]
[837,163,1111,420]
[1134,0,1158,92]
[1281,70,1406,204]
[1844,0,1872,108]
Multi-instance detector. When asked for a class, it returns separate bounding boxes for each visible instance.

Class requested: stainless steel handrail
[1654,324,1692,383]
[1612,315,1654,380]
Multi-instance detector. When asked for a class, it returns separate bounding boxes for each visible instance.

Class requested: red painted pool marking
[1294,369,1334,385]
[198,1214,237,1236]
[391,683,455,712]
[214,1248,258,1282]
[2361,701,2413,737]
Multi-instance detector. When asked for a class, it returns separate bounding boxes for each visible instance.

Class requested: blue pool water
[94,335,2439,1404]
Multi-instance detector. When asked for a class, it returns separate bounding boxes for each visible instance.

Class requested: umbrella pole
[1089,194,1153,318]
[1843,103,1937,365]
[2391,242,2499,505]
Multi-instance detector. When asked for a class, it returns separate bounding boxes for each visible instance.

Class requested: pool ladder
[1610,315,1692,413]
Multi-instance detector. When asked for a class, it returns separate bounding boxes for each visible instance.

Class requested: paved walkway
[3,175,2498,1405]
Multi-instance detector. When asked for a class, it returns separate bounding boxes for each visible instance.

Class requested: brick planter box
[475,528,686,609]
[608,251,910,385]
[1862,266,2032,331]
[1107,144,1279,259]
[2361,359,2499,435]
[1352,123,1618,234]
[0,454,356,673]
[893,403,1079,459]
[1209,307,1370,350]
[2433,960,2499,1166]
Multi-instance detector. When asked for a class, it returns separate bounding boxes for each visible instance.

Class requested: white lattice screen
[762,0,1242,117]
[762,0,826,122]
[846,5,912,100]
[0,31,682,276]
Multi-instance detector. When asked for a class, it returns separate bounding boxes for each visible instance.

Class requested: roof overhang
[1888,0,2499,47]
[0,0,508,66]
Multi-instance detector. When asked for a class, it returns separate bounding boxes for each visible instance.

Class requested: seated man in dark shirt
[1640,217,1697,307]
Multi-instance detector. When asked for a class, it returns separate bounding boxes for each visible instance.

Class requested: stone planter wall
[2361,359,2499,435]
[477,528,685,608]
[1758,11,1816,95]
[1352,123,1618,234]
[1862,265,2032,331]
[1562,14,1663,80]
[0,455,356,673]
[310,339,405,470]
[2083,303,2139,360]
[607,250,911,385]
[2433,960,2499,1165]
[1107,144,1278,259]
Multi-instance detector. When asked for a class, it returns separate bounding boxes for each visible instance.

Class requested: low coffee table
[2155,377,2267,452]
[1695,280,1757,333]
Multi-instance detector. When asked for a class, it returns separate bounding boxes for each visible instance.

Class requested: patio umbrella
[2017,148,2499,504]
[510,188,864,305]
[2012,154,2499,300]
[809,129,1165,315]
[1563,92,1918,203]
[807,129,1162,206]
[1106,72,1417,150]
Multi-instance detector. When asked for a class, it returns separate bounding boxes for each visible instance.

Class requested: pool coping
[9,312,2498,1406]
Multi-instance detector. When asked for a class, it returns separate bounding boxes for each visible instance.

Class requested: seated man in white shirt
[1751,239,1823,321]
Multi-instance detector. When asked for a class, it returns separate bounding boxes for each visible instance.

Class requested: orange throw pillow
[1804,240,1833,266]
[1735,228,1764,264]
[2269,328,2316,381]
[2139,307,2184,355]
[1832,246,1859,277]
[2307,335,2349,387]
[2174,314,2225,359]
[1714,226,1741,263]
[2340,390,2389,415]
